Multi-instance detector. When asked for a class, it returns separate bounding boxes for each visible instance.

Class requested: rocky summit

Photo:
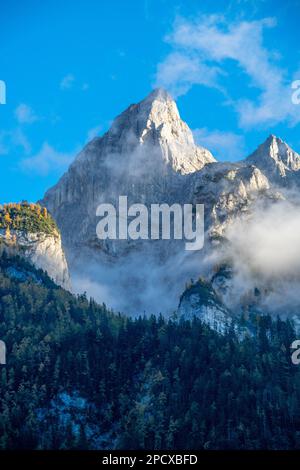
[41,89,300,331]
[244,134,300,185]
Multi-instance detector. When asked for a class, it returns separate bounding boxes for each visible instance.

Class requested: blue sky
[1,0,300,202]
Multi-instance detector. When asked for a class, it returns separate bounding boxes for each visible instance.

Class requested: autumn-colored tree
[5,226,11,239]
[4,213,12,226]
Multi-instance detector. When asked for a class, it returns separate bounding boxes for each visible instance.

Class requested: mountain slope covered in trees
[0,254,300,450]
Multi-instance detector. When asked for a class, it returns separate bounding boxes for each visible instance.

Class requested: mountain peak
[110,88,179,134]
[107,89,215,174]
[264,134,284,146]
[244,135,300,181]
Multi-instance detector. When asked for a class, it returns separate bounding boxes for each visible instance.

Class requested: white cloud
[155,15,300,128]
[60,74,75,90]
[20,142,76,176]
[155,51,222,97]
[194,128,246,160]
[210,199,300,314]
[15,103,38,124]
[225,201,300,279]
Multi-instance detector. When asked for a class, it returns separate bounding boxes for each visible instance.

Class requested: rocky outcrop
[0,229,70,290]
[190,161,283,240]
[177,278,232,334]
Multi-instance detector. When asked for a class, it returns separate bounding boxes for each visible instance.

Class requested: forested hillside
[0,254,300,450]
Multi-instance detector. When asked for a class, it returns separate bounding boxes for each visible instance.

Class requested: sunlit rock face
[0,229,70,290]
[243,134,300,185]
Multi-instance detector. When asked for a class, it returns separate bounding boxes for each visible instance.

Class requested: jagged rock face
[190,161,282,240]
[0,230,70,290]
[108,88,216,175]
[177,279,232,334]
[244,135,300,185]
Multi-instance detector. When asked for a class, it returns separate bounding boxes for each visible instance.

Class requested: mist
[210,198,300,315]
[70,242,203,317]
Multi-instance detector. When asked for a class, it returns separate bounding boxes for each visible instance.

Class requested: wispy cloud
[210,199,300,314]
[20,142,76,176]
[60,73,75,90]
[0,128,31,155]
[60,74,90,92]
[155,15,300,128]
[194,128,246,161]
[156,51,222,97]
[15,103,38,124]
